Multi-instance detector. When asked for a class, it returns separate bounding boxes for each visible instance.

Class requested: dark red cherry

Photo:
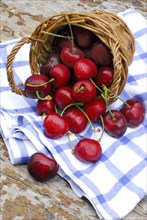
[60,46,84,68]
[71,80,97,103]
[72,26,96,49]
[40,52,61,76]
[85,98,106,122]
[94,67,114,88]
[120,99,145,127]
[25,74,51,99]
[75,138,102,162]
[50,64,71,88]
[27,152,59,181]
[74,58,98,80]
[44,112,69,139]
[63,107,88,133]
[91,41,113,67]
[54,86,74,110]
[36,99,55,115]
[103,110,127,138]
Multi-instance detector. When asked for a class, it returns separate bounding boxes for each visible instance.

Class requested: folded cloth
[0,9,146,220]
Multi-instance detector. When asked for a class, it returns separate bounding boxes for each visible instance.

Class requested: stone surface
[0,0,147,219]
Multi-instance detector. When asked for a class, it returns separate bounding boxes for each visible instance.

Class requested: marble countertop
[0,0,147,219]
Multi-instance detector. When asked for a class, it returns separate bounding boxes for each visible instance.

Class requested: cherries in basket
[25,25,145,181]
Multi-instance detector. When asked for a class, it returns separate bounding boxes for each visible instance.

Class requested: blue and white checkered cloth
[0,9,147,220]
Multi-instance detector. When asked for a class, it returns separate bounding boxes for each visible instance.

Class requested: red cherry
[94,67,114,88]
[74,58,98,80]
[120,99,145,127]
[85,98,106,122]
[71,80,97,103]
[25,74,51,99]
[40,52,61,76]
[103,110,127,138]
[63,107,88,133]
[60,46,84,68]
[44,112,69,139]
[91,41,113,67]
[75,138,102,162]
[50,64,71,88]
[54,86,74,110]
[27,152,59,181]
[36,99,55,116]
[72,26,96,49]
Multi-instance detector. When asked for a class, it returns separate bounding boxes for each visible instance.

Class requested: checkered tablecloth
[0,9,146,220]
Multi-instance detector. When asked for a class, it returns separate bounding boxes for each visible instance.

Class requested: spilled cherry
[27,152,59,181]
[120,99,145,127]
[74,138,102,162]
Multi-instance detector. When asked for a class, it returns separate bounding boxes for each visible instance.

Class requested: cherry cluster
[26,25,145,182]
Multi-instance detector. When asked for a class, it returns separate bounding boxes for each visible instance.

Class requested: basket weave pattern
[7,11,135,104]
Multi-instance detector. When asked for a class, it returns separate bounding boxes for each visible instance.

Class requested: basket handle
[7,37,32,96]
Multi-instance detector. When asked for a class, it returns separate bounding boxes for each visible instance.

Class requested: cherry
[74,58,98,80]
[94,67,114,88]
[40,52,61,76]
[27,152,59,181]
[50,64,71,88]
[54,86,74,110]
[60,46,84,68]
[25,74,51,99]
[36,99,55,116]
[71,80,97,103]
[44,112,69,139]
[63,107,88,133]
[103,110,127,138]
[72,26,96,49]
[74,138,102,162]
[91,41,113,67]
[120,99,145,127]
[85,98,106,122]
[54,26,72,50]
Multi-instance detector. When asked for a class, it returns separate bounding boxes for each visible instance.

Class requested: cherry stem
[75,105,100,133]
[41,31,73,39]
[98,115,104,142]
[60,102,84,116]
[26,78,54,87]
[36,90,52,100]
[74,86,84,93]
[68,131,87,139]
[65,15,75,52]
[90,78,103,93]
[31,46,46,63]
[102,85,116,120]
[117,96,131,108]
[67,132,75,154]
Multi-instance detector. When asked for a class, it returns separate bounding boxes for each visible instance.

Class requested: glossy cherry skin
[25,74,51,99]
[85,98,106,122]
[94,67,114,88]
[60,46,84,68]
[36,99,55,116]
[75,138,102,162]
[71,80,97,103]
[27,152,59,181]
[72,26,96,49]
[44,113,69,139]
[91,41,113,67]
[74,58,98,80]
[63,107,88,133]
[120,99,145,127]
[40,52,61,76]
[54,86,74,110]
[50,64,71,88]
[103,110,127,138]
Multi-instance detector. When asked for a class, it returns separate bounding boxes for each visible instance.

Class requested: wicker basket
[6,10,135,104]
